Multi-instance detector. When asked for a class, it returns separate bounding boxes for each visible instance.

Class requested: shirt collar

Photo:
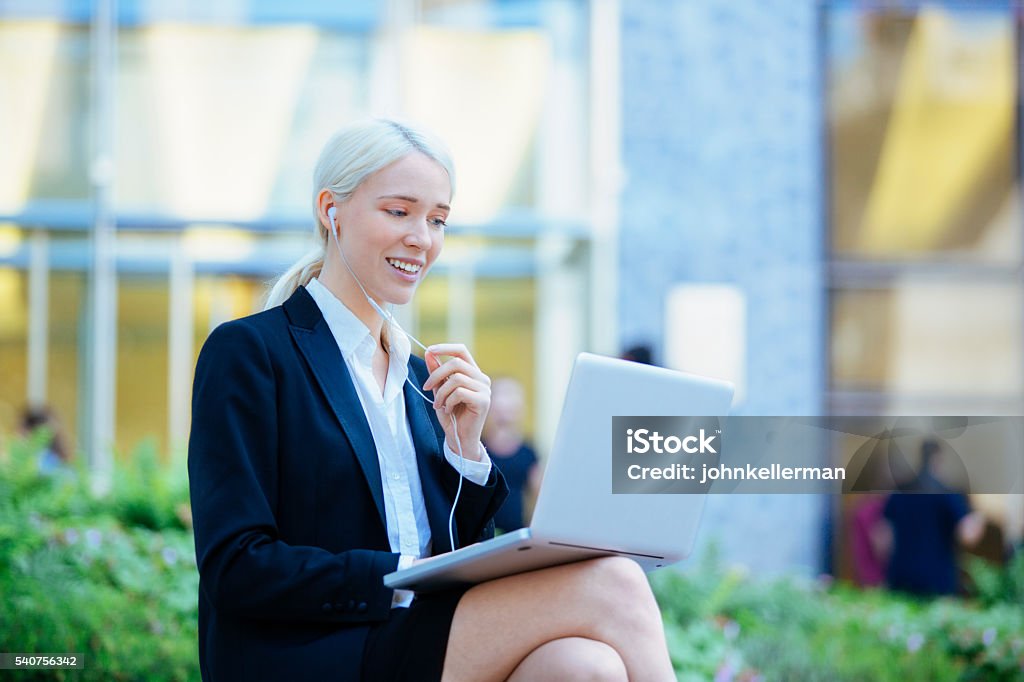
[306,277,372,358]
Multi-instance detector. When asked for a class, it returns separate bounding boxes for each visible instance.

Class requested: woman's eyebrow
[377,194,450,211]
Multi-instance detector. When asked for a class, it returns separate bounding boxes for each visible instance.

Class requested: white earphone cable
[328,209,467,553]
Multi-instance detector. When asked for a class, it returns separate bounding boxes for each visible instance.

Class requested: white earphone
[326,203,469,552]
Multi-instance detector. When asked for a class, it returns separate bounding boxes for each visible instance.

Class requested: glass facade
[0,22,91,207]
[828,3,1019,262]
[0,0,594,462]
[826,0,1024,583]
[826,1,1023,415]
[0,267,29,437]
[47,270,86,457]
[831,284,1023,396]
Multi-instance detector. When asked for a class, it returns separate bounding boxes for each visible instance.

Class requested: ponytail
[263,245,326,310]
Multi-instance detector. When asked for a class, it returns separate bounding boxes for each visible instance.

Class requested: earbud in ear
[327,206,337,231]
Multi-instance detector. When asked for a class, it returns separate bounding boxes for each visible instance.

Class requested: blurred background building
[1,0,1021,577]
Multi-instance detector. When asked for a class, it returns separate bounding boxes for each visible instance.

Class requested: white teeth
[387,258,421,274]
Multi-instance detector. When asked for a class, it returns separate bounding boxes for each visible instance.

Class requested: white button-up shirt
[306,279,491,607]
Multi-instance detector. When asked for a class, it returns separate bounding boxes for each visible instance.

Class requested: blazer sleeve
[440,457,508,548]
[409,359,509,548]
[188,320,399,624]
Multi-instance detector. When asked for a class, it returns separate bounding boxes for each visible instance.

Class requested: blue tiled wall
[619,1,827,575]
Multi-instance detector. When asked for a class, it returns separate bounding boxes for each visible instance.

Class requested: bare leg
[441,556,674,682]
[506,638,627,682]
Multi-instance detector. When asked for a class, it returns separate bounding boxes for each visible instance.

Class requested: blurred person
[620,343,654,366]
[482,377,540,533]
[878,439,985,597]
[188,119,674,682]
[19,405,71,476]
[850,494,888,587]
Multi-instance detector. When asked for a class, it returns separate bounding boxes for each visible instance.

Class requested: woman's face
[334,151,451,306]
[488,378,525,427]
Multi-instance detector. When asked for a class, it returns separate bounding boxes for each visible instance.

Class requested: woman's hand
[422,344,490,461]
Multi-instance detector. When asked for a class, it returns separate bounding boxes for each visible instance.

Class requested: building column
[27,230,49,405]
[85,0,118,492]
[533,234,584,454]
[534,0,589,454]
[588,0,622,357]
[447,263,475,352]
[167,238,194,456]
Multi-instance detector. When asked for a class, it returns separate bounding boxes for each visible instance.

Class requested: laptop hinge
[547,541,664,560]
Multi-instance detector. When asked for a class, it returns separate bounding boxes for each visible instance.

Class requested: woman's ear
[316,188,337,234]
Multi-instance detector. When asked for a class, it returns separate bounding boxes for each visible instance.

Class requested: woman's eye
[386,209,407,217]
[430,217,448,228]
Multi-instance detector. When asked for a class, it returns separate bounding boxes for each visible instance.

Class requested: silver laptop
[384,352,735,592]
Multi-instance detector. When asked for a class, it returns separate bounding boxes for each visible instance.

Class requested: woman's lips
[386,257,422,282]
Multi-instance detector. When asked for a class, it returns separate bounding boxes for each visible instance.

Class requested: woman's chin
[380,284,417,307]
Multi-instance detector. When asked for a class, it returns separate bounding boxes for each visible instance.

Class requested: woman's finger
[422,356,471,390]
[425,343,478,370]
[422,356,485,392]
[432,375,488,413]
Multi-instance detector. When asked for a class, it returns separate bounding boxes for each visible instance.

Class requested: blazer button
[322,602,333,612]
[357,601,368,613]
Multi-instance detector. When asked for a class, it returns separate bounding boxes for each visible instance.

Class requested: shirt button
[392,472,401,480]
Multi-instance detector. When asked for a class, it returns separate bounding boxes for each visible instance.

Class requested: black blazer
[187,286,508,681]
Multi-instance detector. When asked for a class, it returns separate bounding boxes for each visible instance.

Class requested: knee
[586,555,652,602]
[579,556,661,632]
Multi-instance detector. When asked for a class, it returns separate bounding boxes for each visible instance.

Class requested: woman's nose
[403,218,432,248]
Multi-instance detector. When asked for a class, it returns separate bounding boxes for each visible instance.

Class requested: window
[826,1,1023,415]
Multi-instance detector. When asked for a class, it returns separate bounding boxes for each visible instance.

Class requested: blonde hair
[264,118,455,309]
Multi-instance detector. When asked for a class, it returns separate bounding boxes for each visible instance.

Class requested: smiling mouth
[386,258,422,275]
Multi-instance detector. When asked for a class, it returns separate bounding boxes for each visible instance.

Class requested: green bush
[3,431,1022,681]
[652,549,1024,682]
[966,553,1024,610]
[0,433,198,681]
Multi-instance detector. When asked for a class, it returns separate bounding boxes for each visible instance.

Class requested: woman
[188,118,674,681]
[20,405,71,476]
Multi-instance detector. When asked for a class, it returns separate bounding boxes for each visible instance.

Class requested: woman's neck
[485,426,523,455]
[317,262,386,344]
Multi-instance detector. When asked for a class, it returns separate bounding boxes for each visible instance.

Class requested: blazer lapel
[403,378,455,554]
[284,288,387,530]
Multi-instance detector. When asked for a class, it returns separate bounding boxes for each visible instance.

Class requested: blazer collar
[282,284,327,331]
[284,286,450,548]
